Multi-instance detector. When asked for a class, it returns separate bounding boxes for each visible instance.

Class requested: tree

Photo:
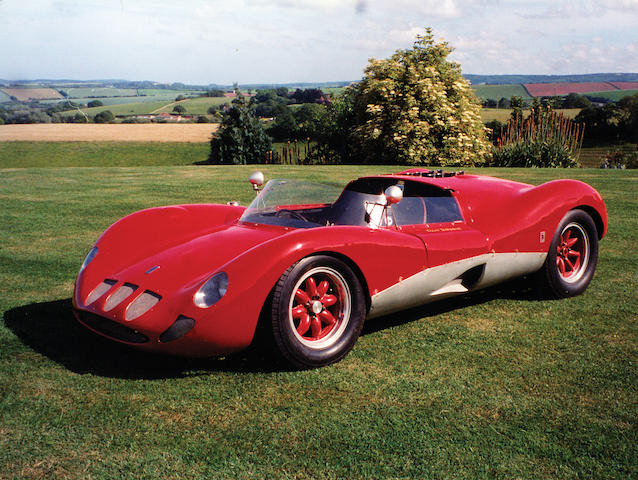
[347,28,491,165]
[510,95,524,120]
[617,93,638,142]
[563,93,591,109]
[267,106,297,140]
[294,103,328,139]
[207,92,272,164]
[175,94,185,101]
[87,100,104,108]
[497,97,511,109]
[173,104,186,114]
[93,110,114,123]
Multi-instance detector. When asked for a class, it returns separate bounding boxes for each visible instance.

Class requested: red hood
[76,204,286,306]
[107,223,285,297]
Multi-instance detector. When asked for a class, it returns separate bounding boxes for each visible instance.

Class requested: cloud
[1,0,637,83]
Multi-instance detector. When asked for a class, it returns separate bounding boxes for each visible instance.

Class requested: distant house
[133,112,194,122]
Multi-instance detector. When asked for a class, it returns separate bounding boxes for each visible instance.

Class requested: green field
[63,87,205,99]
[57,100,174,117]
[585,89,638,101]
[0,145,636,479]
[64,87,139,98]
[471,84,532,101]
[55,96,231,118]
[153,96,231,115]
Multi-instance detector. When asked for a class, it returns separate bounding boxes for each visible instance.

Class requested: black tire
[541,209,599,298]
[271,255,366,368]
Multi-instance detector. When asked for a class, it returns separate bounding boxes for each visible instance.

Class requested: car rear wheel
[541,209,599,298]
[271,255,366,368]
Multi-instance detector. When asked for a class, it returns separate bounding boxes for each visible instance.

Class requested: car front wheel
[271,255,366,368]
[541,209,599,298]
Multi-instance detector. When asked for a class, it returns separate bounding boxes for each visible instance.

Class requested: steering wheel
[275,209,309,222]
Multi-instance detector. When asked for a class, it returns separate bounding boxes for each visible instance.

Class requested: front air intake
[77,311,149,344]
[159,316,195,343]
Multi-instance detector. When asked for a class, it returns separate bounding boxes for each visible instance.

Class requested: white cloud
[0,0,636,83]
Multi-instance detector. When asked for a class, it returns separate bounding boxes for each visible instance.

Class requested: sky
[1,0,637,85]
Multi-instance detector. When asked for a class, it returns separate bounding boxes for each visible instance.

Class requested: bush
[492,106,582,167]
[87,100,104,108]
[93,110,114,123]
[600,148,638,169]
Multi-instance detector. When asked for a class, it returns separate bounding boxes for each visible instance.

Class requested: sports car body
[73,169,607,368]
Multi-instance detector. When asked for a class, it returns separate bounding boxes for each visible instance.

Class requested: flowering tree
[350,29,491,166]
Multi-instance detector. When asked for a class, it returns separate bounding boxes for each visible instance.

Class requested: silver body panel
[367,252,547,319]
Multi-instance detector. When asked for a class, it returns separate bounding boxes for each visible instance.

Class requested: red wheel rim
[556,222,589,283]
[288,267,351,349]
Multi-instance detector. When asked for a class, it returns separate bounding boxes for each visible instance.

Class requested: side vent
[460,264,485,290]
[430,264,486,297]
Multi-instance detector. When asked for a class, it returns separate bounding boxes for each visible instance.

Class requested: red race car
[73,169,607,368]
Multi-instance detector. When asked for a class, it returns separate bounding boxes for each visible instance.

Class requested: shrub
[600,148,638,169]
[492,106,583,167]
[93,110,114,123]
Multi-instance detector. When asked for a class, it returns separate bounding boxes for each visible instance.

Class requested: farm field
[0,161,636,479]
[471,84,532,101]
[0,142,210,168]
[56,97,230,117]
[610,81,638,90]
[63,87,205,99]
[524,82,616,97]
[0,87,63,101]
[0,124,217,143]
[585,89,638,101]
[55,100,180,117]
[153,96,230,115]
[64,87,139,98]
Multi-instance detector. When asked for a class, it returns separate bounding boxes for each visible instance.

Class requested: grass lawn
[0,156,636,478]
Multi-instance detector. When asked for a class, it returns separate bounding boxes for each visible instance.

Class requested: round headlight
[80,246,98,273]
[193,272,228,308]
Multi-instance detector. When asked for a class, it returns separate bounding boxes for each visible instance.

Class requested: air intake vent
[85,279,117,306]
[77,311,149,344]
[126,291,162,321]
[159,315,195,343]
[104,283,138,312]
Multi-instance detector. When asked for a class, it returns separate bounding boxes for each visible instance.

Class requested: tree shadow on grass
[4,277,551,379]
